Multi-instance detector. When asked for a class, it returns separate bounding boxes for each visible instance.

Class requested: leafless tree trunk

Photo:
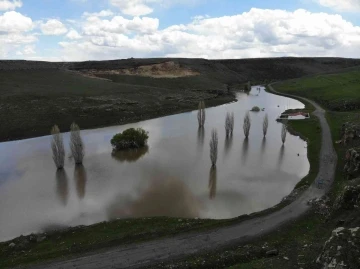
[243,112,251,138]
[70,122,84,164]
[51,125,65,169]
[209,129,218,167]
[263,113,269,137]
[197,100,206,127]
[281,120,288,144]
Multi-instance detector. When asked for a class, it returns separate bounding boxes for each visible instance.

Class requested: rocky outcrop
[334,179,360,210]
[344,148,360,180]
[339,123,360,145]
[316,227,360,269]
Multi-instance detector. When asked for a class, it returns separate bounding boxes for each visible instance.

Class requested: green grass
[274,68,360,111]
[0,69,235,141]
[0,217,231,268]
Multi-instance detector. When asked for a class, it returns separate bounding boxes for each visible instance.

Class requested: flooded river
[0,87,309,241]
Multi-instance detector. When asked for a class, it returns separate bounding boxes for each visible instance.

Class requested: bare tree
[225,112,235,137]
[243,112,251,138]
[263,113,269,137]
[70,122,84,164]
[51,125,65,169]
[197,100,206,127]
[281,120,288,144]
[209,129,218,167]
[230,112,234,135]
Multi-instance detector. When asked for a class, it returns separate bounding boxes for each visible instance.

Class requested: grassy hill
[0,57,360,141]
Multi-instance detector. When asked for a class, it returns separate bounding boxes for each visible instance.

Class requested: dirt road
[29,85,337,269]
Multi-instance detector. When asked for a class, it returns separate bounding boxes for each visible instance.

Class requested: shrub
[263,113,269,137]
[51,125,65,169]
[243,112,251,138]
[209,129,218,166]
[251,106,260,112]
[111,128,149,151]
[70,122,84,164]
[197,100,206,127]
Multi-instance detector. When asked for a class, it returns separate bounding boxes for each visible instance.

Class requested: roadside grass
[274,68,360,111]
[0,217,231,268]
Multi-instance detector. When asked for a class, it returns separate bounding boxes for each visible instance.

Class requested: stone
[36,236,46,243]
[266,249,279,256]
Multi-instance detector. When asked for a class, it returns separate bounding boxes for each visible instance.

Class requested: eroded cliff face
[80,61,200,78]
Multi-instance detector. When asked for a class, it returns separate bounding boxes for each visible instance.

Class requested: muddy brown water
[0,87,309,242]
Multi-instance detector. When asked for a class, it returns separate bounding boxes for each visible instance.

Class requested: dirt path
[29,85,337,269]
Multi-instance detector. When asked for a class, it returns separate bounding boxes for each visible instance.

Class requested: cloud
[110,0,159,16]
[0,0,22,11]
[0,11,33,32]
[66,29,82,39]
[83,15,159,35]
[57,8,360,61]
[40,19,68,35]
[82,10,114,17]
[314,0,360,12]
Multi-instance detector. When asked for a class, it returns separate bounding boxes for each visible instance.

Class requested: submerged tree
[197,100,206,127]
[243,112,251,138]
[263,113,269,137]
[209,129,218,167]
[51,125,65,169]
[281,120,288,144]
[70,122,84,164]
[225,112,235,137]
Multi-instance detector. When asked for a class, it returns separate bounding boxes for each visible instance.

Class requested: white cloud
[66,29,82,39]
[57,8,360,61]
[83,15,159,35]
[0,11,33,32]
[110,0,159,16]
[314,0,360,12]
[23,45,36,55]
[40,19,68,35]
[82,10,114,17]
[0,0,22,11]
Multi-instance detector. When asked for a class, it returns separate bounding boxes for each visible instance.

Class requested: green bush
[251,106,260,112]
[111,128,149,151]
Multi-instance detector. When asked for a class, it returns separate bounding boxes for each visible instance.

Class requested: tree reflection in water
[74,164,87,200]
[55,169,69,206]
[241,137,249,165]
[111,146,149,163]
[208,166,217,200]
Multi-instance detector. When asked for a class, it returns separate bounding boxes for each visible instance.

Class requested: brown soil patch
[82,61,200,78]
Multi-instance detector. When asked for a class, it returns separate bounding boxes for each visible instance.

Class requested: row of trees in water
[197,101,288,167]
[51,123,84,169]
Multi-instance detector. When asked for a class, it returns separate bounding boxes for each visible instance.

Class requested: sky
[0,0,360,61]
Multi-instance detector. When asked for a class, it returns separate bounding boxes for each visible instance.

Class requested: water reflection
[259,137,267,165]
[224,135,233,158]
[241,138,249,165]
[111,146,149,163]
[107,177,201,219]
[74,164,87,199]
[197,127,205,148]
[55,169,69,206]
[277,145,285,170]
[209,166,217,200]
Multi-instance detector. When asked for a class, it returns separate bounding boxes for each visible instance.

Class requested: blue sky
[1,0,360,61]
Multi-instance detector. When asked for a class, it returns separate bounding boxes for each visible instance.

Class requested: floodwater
[0,86,309,242]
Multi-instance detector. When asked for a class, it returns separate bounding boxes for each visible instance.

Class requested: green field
[275,68,360,111]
